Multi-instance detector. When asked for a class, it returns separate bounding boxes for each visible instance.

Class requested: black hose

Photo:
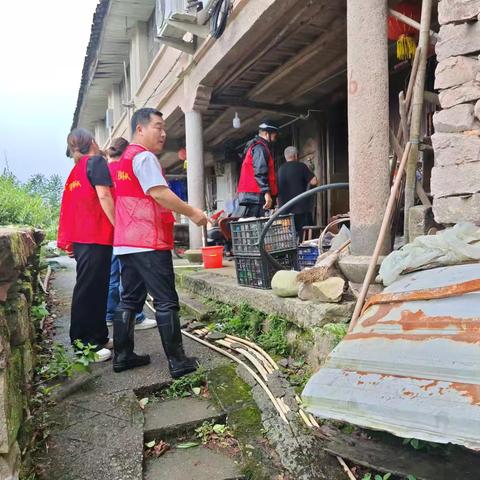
[259,183,349,271]
[210,0,230,39]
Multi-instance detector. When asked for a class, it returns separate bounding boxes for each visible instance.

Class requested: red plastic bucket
[201,246,224,269]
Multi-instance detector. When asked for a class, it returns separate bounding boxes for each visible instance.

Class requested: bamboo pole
[182,329,289,423]
[337,456,358,480]
[349,142,412,331]
[388,8,439,41]
[403,0,433,242]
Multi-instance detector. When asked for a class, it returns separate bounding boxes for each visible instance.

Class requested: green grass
[208,301,290,356]
[0,173,61,240]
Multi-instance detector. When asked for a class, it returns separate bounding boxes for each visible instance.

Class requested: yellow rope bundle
[396,34,417,61]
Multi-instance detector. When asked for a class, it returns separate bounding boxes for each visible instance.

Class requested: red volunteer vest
[237,138,278,196]
[57,156,114,251]
[113,144,175,250]
[108,161,120,201]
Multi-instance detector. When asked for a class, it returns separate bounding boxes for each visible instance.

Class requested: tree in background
[24,173,63,212]
[0,171,63,239]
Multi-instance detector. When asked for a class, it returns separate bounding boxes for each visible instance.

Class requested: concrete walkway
[40,257,229,480]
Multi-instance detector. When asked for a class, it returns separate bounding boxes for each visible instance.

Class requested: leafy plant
[209,301,291,357]
[406,476,417,480]
[0,171,62,240]
[256,315,289,356]
[36,340,98,383]
[362,473,391,480]
[31,303,49,322]
[320,322,348,346]
[195,421,231,445]
[162,367,206,399]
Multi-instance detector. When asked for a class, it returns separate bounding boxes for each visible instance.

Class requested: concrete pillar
[347,0,390,256]
[130,22,149,95]
[185,110,205,249]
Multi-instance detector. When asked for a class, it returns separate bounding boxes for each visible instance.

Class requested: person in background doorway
[106,137,157,331]
[57,128,115,362]
[236,121,279,217]
[113,108,209,377]
[277,146,318,240]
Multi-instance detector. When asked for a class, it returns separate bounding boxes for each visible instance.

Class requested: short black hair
[131,108,163,134]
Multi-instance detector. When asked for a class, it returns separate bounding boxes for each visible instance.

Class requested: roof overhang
[72,0,155,131]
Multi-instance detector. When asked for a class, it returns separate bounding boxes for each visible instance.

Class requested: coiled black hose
[259,183,349,271]
[210,0,230,39]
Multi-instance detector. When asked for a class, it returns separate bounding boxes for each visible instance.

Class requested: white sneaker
[95,348,112,362]
[134,317,157,330]
[103,338,114,349]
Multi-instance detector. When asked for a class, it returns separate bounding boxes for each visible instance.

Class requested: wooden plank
[416,181,432,207]
[249,15,346,101]
[323,430,480,480]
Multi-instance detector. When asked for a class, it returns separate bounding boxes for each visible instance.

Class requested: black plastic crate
[235,249,298,289]
[298,245,319,270]
[230,214,297,256]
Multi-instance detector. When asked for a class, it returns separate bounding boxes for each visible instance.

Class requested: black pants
[71,243,112,348]
[234,203,265,218]
[294,212,312,240]
[118,250,179,315]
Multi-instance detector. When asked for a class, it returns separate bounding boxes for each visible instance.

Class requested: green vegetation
[36,340,98,384]
[157,367,207,399]
[0,170,63,239]
[318,322,348,346]
[209,301,290,356]
[362,474,392,480]
[195,421,232,445]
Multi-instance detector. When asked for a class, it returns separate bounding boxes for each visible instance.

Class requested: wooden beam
[210,96,305,116]
[286,55,347,102]
[208,112,266,147]
[249,17,346,100]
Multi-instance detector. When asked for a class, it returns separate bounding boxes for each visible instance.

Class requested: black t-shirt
[86,156,112,188]
[277,161,314,213]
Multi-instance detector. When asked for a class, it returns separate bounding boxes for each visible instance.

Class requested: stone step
[144,397,226,441]
[179,291,215,321]
[144,446,244,480]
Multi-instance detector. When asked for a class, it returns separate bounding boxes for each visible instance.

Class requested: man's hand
[263,192,273,210]
[189,208,209,227]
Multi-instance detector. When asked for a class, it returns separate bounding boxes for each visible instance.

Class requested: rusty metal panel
[302,263,480,450]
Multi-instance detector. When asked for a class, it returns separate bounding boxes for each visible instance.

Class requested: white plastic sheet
[379,222,480,286]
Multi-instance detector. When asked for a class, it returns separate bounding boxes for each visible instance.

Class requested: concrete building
[72,0,477,276]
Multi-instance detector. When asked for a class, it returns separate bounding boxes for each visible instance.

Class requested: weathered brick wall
[0,228,43,479]
[432,0,480,224]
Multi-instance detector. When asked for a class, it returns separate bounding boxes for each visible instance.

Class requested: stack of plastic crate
[298,245,319,270]
[230,214,298,289]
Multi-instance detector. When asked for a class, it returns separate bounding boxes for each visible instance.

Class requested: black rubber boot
[113,310,151,373]
[156,310,198,379]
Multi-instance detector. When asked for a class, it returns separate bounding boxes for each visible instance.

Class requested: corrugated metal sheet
[302,263,480,450]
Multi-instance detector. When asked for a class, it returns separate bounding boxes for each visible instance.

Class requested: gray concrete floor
[40,256,228,480]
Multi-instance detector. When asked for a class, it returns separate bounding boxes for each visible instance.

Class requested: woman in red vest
[58,128,115,362]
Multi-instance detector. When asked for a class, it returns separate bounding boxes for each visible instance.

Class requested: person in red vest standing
[57,128,115,362]
[105,138,156,331]
[236,121,279,217]
[113,108,208,378]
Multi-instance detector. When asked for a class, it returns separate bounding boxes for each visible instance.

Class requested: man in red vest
[236,121,279,217]
[113,108,208,378]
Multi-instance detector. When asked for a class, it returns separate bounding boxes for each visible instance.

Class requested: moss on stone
[206,365,280,479]
[5,347,25,449]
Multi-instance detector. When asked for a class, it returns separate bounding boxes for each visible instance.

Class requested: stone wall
[0,228,43,480]
[432,0,480,224]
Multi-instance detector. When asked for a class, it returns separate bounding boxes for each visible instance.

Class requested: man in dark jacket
[236,121,279,217]
[277,146,318,239]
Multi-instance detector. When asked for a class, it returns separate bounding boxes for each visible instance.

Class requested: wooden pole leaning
[349,142,412,331]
